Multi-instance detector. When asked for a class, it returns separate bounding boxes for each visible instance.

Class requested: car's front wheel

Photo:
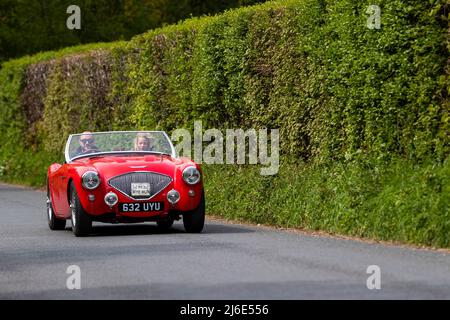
[47,186,66,230]
[183,191,205,233]
[70,182,92,237]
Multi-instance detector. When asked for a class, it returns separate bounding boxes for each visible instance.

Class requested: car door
[52,163,70,218]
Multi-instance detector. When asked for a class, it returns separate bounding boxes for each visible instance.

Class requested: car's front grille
[108,172,172,200]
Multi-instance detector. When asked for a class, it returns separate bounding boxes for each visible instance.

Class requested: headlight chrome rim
[81,171,101,190]
[182,166,201,185]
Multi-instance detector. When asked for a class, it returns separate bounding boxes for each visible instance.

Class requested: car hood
[73,155,182,179]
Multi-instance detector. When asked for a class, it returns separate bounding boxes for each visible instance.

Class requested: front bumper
[77,181,203,219]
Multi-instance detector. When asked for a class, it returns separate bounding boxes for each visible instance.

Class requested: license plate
[119,202,164,213]
[131,182,151,196]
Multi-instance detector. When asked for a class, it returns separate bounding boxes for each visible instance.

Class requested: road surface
[0,183,449,299]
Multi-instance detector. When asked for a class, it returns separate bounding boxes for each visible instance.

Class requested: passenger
[134,133,154,151]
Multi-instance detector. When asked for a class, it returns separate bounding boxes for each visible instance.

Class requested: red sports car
[46,131,205,237]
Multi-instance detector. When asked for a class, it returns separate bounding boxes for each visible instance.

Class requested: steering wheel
[81,147,99,154]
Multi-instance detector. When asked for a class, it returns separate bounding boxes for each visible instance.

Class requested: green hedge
[204,158,450,247]
[0,0,448,246]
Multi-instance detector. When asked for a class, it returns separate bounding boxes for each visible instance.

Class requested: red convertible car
[46,131,205,236]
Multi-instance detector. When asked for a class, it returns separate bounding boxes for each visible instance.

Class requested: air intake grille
[108,172,172,200]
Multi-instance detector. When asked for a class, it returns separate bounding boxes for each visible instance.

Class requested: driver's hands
[82,146,99,154]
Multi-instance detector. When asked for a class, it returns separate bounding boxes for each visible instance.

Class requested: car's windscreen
[66,132,174,161]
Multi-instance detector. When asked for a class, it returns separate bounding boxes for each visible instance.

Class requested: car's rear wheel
[183,191,205,233]
[70,182,92,237]
[157,216,174,231]
[47,186,66,230]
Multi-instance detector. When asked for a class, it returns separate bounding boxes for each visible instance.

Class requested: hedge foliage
[204,158,450,247]
[0,0,448,246]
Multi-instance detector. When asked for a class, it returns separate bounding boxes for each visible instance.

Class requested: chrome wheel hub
[70,198,76,228]
[47,196,52,220]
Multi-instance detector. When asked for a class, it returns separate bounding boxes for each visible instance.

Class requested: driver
[75,131,99,156]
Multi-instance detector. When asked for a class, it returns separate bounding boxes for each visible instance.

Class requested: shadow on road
[87,224,184,237]
[64,221,255,237]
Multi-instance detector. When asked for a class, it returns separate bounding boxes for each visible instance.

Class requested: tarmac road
[0,182,449,300]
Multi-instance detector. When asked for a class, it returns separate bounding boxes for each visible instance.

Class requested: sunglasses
[80,138,94,144]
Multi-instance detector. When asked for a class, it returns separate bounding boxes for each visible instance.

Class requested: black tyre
[183,191,205,233]
[156,216,174,231]
[69,182,92,237]
[47,185,66,230]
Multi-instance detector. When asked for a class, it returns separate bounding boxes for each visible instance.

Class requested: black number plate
[119,202,164,213]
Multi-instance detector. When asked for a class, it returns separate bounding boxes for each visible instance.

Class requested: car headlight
[182,166,201,185]
[82,171,101,190]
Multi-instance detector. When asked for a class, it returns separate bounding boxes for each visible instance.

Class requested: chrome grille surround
[108,171,172,200]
